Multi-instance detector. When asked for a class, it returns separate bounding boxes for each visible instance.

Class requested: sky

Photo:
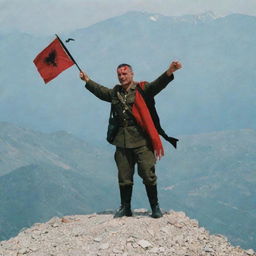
[0,0,256,35]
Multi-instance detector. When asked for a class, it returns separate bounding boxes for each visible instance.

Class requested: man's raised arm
[80,71,112,102]
[80,71,90,83]
[144,61,182,96]
[166,61,182,76]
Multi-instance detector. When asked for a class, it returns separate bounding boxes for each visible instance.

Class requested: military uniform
[85,71,174,217]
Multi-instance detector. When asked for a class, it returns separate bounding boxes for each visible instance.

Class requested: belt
[119,119,137,127]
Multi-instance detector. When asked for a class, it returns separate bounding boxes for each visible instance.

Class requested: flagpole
[55,34,82,72]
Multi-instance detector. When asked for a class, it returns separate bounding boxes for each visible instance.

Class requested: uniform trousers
[114,145,157,186]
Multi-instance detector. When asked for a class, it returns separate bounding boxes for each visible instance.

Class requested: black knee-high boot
[145,184,163,218]
[114,185,133,218]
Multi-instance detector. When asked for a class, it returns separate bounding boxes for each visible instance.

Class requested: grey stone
[137,239,152,249]
[94,237,102,242]
[18,248,29,254]
[134,208,148,213]
[246,249,255,255]
[113,248,123,253]
[99,243,109,250]
[204,246,215,253]
[51,223,59,228]
[149,247,159,253]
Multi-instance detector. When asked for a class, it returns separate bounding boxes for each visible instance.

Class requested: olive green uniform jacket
[85,71,174,149]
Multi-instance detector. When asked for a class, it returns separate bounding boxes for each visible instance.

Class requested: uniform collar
[130,82,137,90]
[119,82,137,92]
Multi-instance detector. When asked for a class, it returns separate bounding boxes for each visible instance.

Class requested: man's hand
[166,61,182,76]
[80,71,90,82]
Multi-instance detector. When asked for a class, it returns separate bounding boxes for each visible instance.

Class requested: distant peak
[149,15,159,22]
[174,11,220,24]
[197,11,219,19]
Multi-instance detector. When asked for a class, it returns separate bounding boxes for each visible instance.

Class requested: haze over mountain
[2,0,256,35]
[0,11,255,144]
[0,122,255,250]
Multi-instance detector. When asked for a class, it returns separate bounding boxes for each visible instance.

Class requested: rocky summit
[0,210,255,256]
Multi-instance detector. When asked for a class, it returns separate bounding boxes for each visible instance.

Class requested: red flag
[33,38,74,83]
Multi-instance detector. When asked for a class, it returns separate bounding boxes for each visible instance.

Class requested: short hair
[117,63,133,71]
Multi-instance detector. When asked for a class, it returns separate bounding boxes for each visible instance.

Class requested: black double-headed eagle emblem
[44,49,57,67]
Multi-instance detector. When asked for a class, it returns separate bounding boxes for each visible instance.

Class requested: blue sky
[0,0,256,35]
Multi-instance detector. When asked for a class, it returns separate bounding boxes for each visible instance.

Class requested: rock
[175,222,185,228]
[132,242,138,248]
[113,248,123,253]
[51,223,59,228]
[198,234,208,241]
[246,249,255,255]
[61,218,71,223]
[99,243,109,250]
[30,245,39,252]
[175,249,187,255]
[94,237,102,242]
[159,247,166,252]
[134,208,148,213]
[147,228,154,236]
[190,219,199,227]
[88,214,97,218]
[137,239,152,249]
[126,237,135,242]
[160,227,169,233]
[204,246,215,253]
[18,248,29,254]
[149,247,159,253]
[48,217,60,224]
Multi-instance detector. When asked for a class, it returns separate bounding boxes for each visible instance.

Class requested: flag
[33,38,75,83]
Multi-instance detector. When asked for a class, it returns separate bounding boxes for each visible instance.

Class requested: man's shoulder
[137,81,149,89]
[110,84,121,98]
[112,84,120,89]
[111,84,121,92]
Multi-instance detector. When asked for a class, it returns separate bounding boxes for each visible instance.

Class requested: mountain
[0,12,255,143]
[0,122,255,249]
[0,164,117,241]
[0,122,119,240]
[1,212,255,256]
[158,129,256,250]
[0,121,113,177]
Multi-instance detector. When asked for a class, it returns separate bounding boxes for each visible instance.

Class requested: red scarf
[132,82,164,159]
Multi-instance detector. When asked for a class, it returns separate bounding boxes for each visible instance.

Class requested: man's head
[117,64,134,89]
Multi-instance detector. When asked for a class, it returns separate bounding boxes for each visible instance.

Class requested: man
[80,61,182,218]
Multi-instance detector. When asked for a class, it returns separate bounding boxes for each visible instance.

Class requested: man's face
[117,66,134,88]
